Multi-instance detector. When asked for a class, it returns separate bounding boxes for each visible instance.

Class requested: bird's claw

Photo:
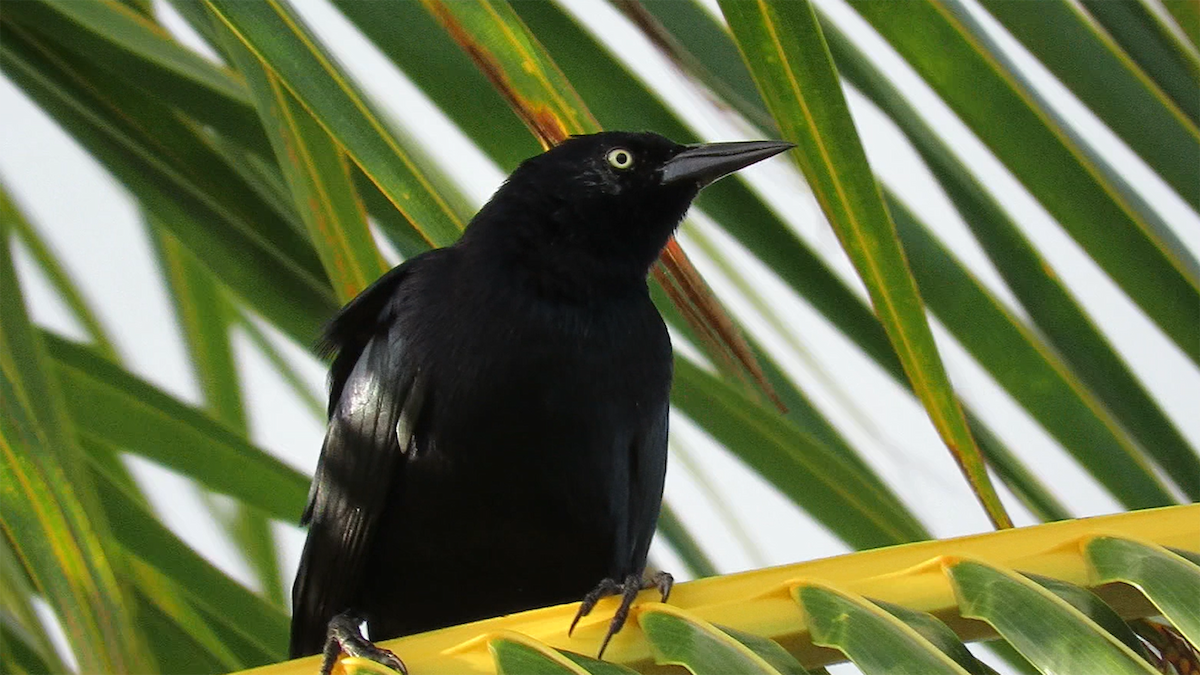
[569,571,674,659]
[320,612,407,675]
[647,570,674,603]
[568,577,622,636]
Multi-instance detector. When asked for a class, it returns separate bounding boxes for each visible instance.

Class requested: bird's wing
[290,260,429,657]
[318,261,415,419]
[626,398,670,575]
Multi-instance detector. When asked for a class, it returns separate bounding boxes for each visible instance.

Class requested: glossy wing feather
[291,261,427,657]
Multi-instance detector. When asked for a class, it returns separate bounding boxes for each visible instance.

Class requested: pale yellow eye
[606,148,634,169]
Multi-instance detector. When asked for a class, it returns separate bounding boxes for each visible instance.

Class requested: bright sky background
[2,0,1197,672]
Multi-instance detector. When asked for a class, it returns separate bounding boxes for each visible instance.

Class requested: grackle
[290,131,792,673]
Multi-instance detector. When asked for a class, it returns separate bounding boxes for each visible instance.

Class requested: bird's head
[461,131,792,296]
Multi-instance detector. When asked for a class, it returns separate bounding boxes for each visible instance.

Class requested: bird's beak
[660,140,794,187]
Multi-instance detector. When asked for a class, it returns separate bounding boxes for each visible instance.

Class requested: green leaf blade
[797,585,971,675]
[978,0,1199,209]
[1,182,119,361]
[849,0,1200,364]
[1085,536,1200,646]
[7,0,272,156]
[0,24,337,344]
[671,357,926,549]
[639,605,786,674]
[719,0,1010,528]
[948,559,1157,675]
[45,333,309,523]
[0,232,155,673]
[889,194,1175,509]
[89,456,288,663]
[204,0,465,247]
[1080,0,1200,125]
[490,637,592,675]
[216,23,389,302]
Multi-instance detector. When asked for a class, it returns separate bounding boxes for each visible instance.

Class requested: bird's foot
[568,571,674,658]
[320,611,407,675]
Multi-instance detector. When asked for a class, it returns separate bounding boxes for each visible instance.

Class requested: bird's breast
[403,282,670,512]
[359,270,671,632]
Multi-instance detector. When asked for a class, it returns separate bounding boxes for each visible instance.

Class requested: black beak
[661,140,794,187]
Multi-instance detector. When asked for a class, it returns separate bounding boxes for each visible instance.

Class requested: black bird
[290,131,792,673]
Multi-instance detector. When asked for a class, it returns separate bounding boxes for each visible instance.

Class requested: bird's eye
[606,148,634,170]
